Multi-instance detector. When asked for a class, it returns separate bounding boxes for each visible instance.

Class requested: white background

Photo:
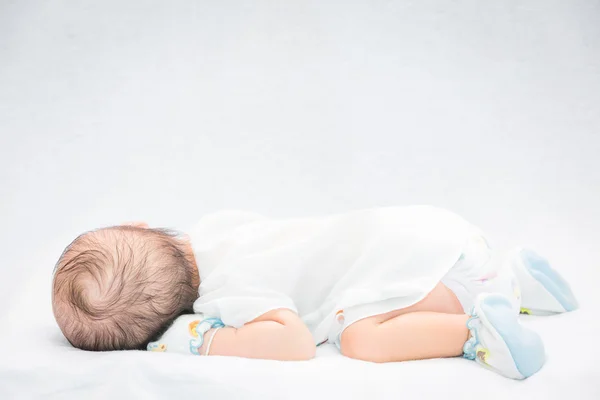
[0,0,599,397]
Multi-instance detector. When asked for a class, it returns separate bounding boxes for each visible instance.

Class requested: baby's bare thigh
[354,282,464,326]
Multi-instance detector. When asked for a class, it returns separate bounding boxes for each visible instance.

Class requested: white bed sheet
[1,312,598,399]
[1,254,598,400]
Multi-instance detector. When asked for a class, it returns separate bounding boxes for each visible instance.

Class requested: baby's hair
[52,226,199,351]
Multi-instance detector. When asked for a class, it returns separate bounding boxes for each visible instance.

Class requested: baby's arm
[200,309,316,361]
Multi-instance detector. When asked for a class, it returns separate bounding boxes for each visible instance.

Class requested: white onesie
[190,205,478,346]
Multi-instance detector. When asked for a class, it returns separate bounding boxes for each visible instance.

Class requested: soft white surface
[1,0,599,398]
[1,304,598,399]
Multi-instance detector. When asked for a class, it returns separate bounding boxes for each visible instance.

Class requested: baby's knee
[339,321,384,362]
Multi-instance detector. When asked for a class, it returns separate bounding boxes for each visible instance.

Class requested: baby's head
[52,225,199,351]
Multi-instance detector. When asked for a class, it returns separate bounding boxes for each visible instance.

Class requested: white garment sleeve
[193,278,298,328]
[190,209,300,326]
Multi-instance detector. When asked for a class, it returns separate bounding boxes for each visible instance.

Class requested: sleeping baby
[52,206,578,379]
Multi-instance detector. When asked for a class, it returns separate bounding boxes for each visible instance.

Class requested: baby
[52,206,578,379]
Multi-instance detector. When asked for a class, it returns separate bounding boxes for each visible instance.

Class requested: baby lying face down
[52,224,199,351]
[52,207,577,381]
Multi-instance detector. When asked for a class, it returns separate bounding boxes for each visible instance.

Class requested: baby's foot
[510,248,578,314]
[463,293,546,379]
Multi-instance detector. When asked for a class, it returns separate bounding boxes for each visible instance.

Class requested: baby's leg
[337,282,467,361]
[339,282,466,362]
[446,233,578,315]
[340,293,546,380]
[383,281,465,317]
[341,311,469,362]
[440,234,522,315]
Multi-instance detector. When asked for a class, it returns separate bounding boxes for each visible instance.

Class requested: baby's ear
[123,221,149,229]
